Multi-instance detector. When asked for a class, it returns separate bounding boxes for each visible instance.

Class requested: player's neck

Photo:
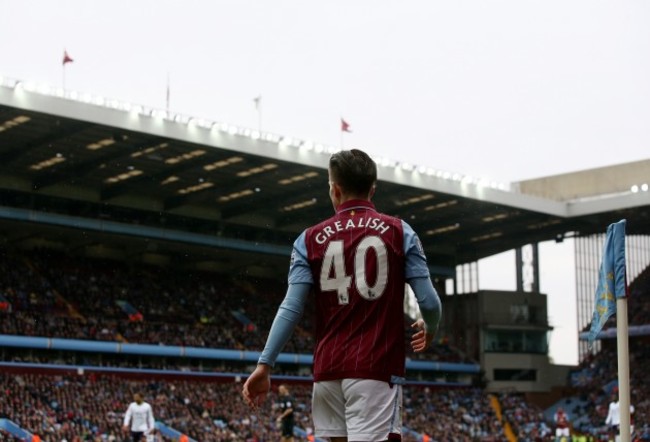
[337,194,370,205]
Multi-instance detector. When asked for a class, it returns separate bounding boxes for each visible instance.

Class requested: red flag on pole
[62,50,74,66]
[340,118,352,133]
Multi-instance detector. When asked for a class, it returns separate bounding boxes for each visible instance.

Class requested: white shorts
[556,427,570,437]
[312,379,402,441]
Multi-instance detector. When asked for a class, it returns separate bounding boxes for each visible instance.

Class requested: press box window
[493,369,537,381]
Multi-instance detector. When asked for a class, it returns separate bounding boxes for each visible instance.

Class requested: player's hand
[411,319,434,353]
[242,364,271,409]
[122,425,129,433]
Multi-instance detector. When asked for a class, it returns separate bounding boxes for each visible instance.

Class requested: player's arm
[242,283,310,408]
[147,405,155,434]
[281,400,294,419]
[259,282,311,367]
[122,403,132,431]
[408,277,442,352]
[278,409,293,424]
[260,230,312,366]
[605,403,614,425]
[243,232,312,408]
[402,220,442,352]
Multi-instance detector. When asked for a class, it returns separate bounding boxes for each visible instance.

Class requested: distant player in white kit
[605,389,635,442]
[243,149,442,441]
[123,392,155,442]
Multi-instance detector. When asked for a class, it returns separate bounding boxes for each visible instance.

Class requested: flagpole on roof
[62,49,73,89]
[253,95,261,132]
[340,117,351,149]
[166,72,171,117]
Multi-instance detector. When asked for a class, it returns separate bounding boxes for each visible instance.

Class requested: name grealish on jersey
[314,216,391,244]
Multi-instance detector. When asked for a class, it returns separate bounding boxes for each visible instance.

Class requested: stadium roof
[0,78,649,277]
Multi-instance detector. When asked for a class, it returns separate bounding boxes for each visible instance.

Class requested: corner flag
[587,219,627,348]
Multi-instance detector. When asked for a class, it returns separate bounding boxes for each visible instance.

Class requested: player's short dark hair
[329,149,377,197]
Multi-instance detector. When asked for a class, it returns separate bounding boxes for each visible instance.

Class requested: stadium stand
[0,370,529,442]
[0,247,470,364]
[0,82,648,441]
[547,264,650,441]
[2,246,649,440]
[565,340,650,440]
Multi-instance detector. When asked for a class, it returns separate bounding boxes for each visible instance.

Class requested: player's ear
[332,181,343,200]
[368,184,376,200]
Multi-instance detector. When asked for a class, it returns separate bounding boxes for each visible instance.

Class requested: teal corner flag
[588,219,627,348]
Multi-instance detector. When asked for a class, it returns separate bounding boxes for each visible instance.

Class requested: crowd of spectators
[0,372,284,441]
[0,248,467,363]
[0,371,524,441]
[403,387,507,441]
[568,339,650,440]
[628,267,650,326]
[498,392,552,441]
[2,246,647,440]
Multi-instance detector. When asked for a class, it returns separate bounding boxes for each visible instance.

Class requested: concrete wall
[515,159,650,201]
[483,353,551,393]
[478,290,549,327]
[441,290,574,392]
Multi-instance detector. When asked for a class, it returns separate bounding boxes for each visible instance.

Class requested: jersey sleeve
[258,283,310,366]
[123,403,133,427]
[402,220,430,279]
[147,404,155,431]
[288,230,313,285]
[605,403,614,425]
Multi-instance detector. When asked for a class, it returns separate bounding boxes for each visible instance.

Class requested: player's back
[304,199,406,383]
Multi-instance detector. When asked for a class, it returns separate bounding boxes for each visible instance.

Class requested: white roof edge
[3,85,647,219]
[567,191,650,217]
[376,165,568,216]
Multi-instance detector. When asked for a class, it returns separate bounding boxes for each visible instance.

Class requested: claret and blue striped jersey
[288,199,430,383]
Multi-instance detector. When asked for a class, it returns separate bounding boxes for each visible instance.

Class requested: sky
[2,0,650,366]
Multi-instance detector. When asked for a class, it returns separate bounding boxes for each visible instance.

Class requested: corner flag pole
[614,220,631,442]
[618,296,631,442]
